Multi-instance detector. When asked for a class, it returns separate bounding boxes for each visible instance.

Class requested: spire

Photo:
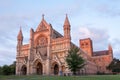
[30,28,34,33]
[17,27,23,41]
[30,28,34,39]
[63,14,71,39]
[64,14,70,26]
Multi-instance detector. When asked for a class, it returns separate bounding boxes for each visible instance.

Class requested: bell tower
[63,14,71,39]
[80,38,93,56]
[16,27,23,75]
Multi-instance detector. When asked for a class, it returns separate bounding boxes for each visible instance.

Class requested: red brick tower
[80,38,93,56]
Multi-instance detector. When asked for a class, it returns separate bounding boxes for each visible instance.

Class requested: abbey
[16,15,113,75]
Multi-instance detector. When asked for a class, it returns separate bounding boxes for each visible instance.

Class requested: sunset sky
[0,0,120,66]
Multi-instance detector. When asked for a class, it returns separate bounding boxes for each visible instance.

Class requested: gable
[36,19,49,32]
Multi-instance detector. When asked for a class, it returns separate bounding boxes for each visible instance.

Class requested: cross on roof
[42,14,44,19]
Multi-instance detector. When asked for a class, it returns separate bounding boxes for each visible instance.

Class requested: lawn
[0,75,120,80]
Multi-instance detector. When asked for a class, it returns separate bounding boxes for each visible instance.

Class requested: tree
[0,61,16,75]
[9,61,16,75]
[2,65,11,75]
[66,47,85,75]
[107,58,120,73]
[0,66,2,75]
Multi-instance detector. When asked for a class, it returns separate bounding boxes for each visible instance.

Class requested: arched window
[37,36,47,46]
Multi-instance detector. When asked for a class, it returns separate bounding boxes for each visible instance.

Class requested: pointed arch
[33,59,43,75]
[21,65,27,75]
[51,61,59,75]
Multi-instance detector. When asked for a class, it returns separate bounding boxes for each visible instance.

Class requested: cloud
[95,1,120,17]
[71,26,120,59]
[72,26,110,51]
[110,38,120,58]
[0,45,16,66]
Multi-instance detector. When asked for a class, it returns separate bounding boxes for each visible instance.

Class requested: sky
[0,0,120,66]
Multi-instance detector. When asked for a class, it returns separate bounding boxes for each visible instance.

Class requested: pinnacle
[64,14,70,26]
[17,27,23,40]
[108,44,112,51]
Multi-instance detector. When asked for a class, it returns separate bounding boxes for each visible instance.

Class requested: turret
[108,44,113,59]
[30,28,34,39]
[17,27,23,56]
[108,44,112,52]
[17,27,23,46]
[107,44,113,63]
[63,14,71,39]
[49,23,52,36]
[30,28,34,48]
[29,28,34,62]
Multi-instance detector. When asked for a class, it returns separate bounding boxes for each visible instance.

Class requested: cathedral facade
[16,15,113,75]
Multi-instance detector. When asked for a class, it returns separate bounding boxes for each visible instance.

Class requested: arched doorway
[36,62,42,75]
[54,64,59,75]
[21,65,27,75]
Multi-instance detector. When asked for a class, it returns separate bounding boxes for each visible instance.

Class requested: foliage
[0,66,2,75]
[9,61,16,75]
[65,47,85,75]
[0,61,16,75]
[2,65,11,75]
[107,58,120,73]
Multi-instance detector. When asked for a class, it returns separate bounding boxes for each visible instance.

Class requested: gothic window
[86,43,88,46]
[81,43,84,48]
[38,37,47,46]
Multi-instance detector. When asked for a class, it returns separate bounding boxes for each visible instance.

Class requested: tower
[30,28,34,49]
[80,38,93,56]
[63,14,71,39]
[16,27,23,75]
[17,27,23,56]
[29,28,34,61]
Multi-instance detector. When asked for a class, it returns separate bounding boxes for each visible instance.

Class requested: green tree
[9,61,16,75]
[66,47,85,75]
[0,66,2,75]
[1,61,16,75]
[107,58,120,73]
[2,65,11,75]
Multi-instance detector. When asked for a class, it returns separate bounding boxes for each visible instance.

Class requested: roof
[53,29,63,38]
[93,50,109,56]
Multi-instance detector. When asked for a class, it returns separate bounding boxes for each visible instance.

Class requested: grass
[0,75,120,80]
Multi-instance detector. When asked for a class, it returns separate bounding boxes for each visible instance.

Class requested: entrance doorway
[36,62,42,75]
[21,65,27,75]
[54,64,59,75]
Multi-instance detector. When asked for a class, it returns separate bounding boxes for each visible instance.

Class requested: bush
[0,61,16,75]
[2,65,11,75]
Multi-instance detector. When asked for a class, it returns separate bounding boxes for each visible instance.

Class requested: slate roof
[93,50,109,56]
